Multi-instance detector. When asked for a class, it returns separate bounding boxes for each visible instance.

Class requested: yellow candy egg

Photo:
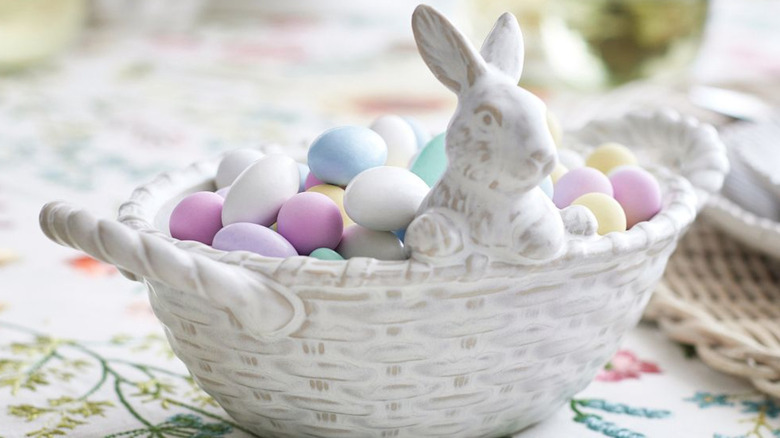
[547,110,562,149]
[585,142,637,175]
[550,162,568,184]
[571,192,627,236]
[307,184,355,227]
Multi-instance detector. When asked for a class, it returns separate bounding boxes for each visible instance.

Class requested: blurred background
[2,0,778,201]
[1,1,780,436]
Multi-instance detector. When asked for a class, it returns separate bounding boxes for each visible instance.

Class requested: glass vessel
[540,0,709,89]
[0,0,86,71]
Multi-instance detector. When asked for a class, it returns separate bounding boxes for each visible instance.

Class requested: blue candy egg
[297,162,310,192]
[539,175,553,199]
[308,126,387,186]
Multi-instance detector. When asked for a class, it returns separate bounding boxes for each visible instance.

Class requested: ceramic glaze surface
[405,6,595,265]
[38,5,728,438]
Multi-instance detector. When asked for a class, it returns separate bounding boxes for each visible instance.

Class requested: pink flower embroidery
[596,350,661,382]
[68,255,117,277]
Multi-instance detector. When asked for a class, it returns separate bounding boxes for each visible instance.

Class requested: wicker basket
[38,109,727,438]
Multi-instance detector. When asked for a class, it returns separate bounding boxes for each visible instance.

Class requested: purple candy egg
[169,192,224,245]
[212,223,298,258]
[304,172,325,190]
[215,186,230,198]
[277,192,343,255]
[609,165,662,228]
[553,167,614,208]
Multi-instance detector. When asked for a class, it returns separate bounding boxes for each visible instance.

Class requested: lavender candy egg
[337,225,406,260]
[215,148,264,189]
[222,154,300,227]
[308,126,387,186]
[212,223,297,258]
[553,166,614,208]
[169,192,224,245]
[277,192,344,255]
[215,186,230,198]
[609,165,662,228]
[344,166,430,232]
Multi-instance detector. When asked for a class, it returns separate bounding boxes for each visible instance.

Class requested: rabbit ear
[413,4,486,94]
[480,12,524,83]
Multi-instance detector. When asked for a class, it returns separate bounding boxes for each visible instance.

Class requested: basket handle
[571,110,730,211]
[39,201,305,338]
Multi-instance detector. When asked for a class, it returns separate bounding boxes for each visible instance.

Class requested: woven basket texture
[151,240,674,438]
[647,218,780,398]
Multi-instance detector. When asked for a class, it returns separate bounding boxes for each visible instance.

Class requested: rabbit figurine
[405,5,596,264]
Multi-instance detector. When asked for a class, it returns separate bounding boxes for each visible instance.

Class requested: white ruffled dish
[703,124,780,260]
[730,114,780,199]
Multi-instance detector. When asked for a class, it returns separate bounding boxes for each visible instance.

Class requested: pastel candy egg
[216,148,264,189]
[169,192,224,245]
[297,163,310,192]
[571,192,627,235]
[586,142,638,174]
[308,126,387,186]
[550,163,568,183]
[337,225,406,260]
[370,115,418,168]
[304,172,325,190]
[222,154,300,226]
[215,186,230,198]
[557,148,585,170]
[344,166,430,231]
[609,165,662,228]
[277,192,343,255]
[307,184,354,226]
[409,132,446,187]
[539,175,553,199]
[310,247,344,260]
[553,167,613,208]
[402,116,432,150]
[547,111,562,148]
[212,223,297,257]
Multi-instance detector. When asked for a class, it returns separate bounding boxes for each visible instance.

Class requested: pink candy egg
[212,223,297,258]
[553,167,614,208]
[169,192,224,245]
[609,165,662,228]
[304,172,325,190]
[277,192,344,255]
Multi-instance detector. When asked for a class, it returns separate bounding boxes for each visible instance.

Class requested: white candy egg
[337,225,406,260]
[557,148,585,171]
[222,154,300,227]
[216,149,265,189]
[370,115,419,168]
[344,166,430,231]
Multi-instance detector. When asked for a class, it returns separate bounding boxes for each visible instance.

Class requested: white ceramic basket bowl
[39,109,726,438]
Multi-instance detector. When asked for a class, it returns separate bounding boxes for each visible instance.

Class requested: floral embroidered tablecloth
[2,2,780,437]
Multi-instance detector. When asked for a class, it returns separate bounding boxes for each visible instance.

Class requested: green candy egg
[409,132,447,187]
[309,247,344,260]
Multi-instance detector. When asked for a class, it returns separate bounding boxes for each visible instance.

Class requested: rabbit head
[413,5,556,194]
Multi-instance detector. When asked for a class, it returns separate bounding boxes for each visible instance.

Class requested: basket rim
[117,110,709,275]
